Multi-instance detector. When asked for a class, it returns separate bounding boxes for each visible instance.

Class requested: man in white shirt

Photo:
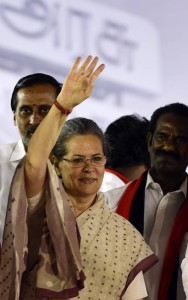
[105,102,188,300]
[0,73,61,245]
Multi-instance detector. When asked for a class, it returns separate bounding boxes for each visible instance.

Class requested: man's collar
[10,140,25,162]
[146,170,187,197]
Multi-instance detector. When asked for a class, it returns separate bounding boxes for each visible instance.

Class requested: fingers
[77,55,93,75]
[71,55,105,77]
[67,55,105,90]
[68,56,82,74]
[83,56,99,77]
[89,63,105,83]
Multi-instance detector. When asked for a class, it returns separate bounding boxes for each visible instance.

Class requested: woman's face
[57,134,105,199]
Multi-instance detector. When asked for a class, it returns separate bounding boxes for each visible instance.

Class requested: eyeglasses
[62,155,106,168]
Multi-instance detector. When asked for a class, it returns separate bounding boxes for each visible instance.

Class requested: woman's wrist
[53,100,72,115]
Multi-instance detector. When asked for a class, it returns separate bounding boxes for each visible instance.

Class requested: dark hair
[11,73,62,112]
[148,102,188,134]
[104,114,150,168]
[52,117,105,159]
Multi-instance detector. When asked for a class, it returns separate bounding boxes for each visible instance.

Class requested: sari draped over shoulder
[0,159,85,300]
[71,193,158,300]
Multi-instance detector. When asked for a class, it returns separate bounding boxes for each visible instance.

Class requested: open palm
[57,56,105,110]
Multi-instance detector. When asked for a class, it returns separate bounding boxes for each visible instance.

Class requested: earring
[57,172,62,179]
[55,164,62,179]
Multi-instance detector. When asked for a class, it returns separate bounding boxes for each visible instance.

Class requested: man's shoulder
[0,142,17,157]
[0,141,25,162]
[0,141,18,150]
[100,171,125,192]
[104,184,129,211]
[105,184,128,197]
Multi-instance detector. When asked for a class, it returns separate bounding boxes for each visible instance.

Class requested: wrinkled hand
[56,56,105,110]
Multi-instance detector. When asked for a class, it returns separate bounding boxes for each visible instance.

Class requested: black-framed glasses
[62,155,106,168]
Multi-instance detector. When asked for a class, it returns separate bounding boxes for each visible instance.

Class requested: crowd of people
[0,55,188,300]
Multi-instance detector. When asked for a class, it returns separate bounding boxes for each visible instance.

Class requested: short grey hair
[52,117,105,159]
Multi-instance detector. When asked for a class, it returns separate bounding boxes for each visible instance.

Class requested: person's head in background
[147,102,188,189]
[52,117,106,203]
[11,73,62,149]
[104,114,150,181]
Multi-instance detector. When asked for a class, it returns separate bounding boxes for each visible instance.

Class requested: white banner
[0,0,161,143]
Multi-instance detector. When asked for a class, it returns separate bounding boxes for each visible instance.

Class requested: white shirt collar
[146,171,187,197]
[10,140,25,162]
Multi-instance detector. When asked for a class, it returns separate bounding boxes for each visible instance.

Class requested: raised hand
[56,56,105,110]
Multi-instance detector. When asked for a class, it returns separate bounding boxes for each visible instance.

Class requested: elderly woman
[51,117,157,300]
[0,56,157,299]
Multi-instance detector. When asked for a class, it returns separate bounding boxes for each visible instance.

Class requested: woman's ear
[51,155,62,178]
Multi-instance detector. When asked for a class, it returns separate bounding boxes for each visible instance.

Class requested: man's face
[14,83,57,147]
[147,113,188,178]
